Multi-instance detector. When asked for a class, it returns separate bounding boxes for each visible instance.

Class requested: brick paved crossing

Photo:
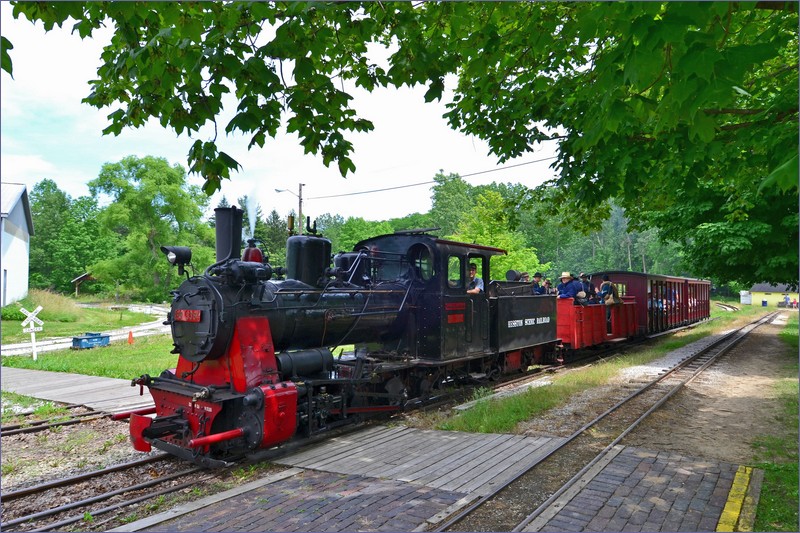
[525,446,739,532]
[144,470,464,532]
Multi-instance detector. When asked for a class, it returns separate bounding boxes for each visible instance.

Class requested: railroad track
[0,453,213,532]
[1,409,107,437]
[430,312,777,532]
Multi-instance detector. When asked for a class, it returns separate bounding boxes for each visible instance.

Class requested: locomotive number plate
[174,309,202,322]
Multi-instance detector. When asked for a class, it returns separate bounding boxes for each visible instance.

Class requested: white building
[1,182,34,306]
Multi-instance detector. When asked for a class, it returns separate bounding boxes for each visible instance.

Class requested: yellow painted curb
[716,465,752,532]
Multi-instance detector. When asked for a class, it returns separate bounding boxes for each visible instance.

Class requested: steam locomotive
[117,206,709,466]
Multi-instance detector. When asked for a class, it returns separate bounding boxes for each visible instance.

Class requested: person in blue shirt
[556,272,584,299]
[467,263,484,294]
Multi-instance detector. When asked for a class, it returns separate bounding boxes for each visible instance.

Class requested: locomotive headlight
[160,246,193,276]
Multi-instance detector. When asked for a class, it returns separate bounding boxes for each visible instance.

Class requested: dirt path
[516,313,797,465]
[621,316,797,463]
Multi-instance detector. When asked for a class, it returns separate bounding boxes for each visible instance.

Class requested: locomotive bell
[242,239,264,263]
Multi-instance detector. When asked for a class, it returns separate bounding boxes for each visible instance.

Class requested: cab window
[409,244,435,281]
[447,255,463,289]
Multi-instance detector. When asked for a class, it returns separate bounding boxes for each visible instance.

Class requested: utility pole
[298,182,304,235]
[275,184,306,236]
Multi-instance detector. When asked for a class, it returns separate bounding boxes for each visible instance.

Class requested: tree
[6,2,797,285]
[338,217,393,252]
[262,209,288,266]
[28,179,117,294]
[387,212,434,234]
[450,190,548,280]
[88,155,215,301]
[315,213,345,252]
[429,173,474,237]
[28,179,72,290]
[51,196,119,295]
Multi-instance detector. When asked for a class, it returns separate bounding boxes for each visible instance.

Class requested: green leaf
[1,36,13,76]
[690,112,715,143]
[759,154,799,194]
[424,78,444,102]
[294,56,312,83]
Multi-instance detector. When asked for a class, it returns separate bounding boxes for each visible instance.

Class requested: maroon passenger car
[590,271,710,335]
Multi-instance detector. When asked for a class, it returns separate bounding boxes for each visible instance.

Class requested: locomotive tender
[119,206,709,466]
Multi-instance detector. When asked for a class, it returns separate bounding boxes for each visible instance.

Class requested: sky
[1,4,559,222]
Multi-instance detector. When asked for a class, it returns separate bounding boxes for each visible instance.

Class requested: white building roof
[1,182,34,235]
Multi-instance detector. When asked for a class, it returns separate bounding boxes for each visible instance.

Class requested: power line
[306,155,557,200]
[460,156,557,178]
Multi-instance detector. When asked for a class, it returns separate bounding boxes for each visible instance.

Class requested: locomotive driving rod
[188,428,245,448]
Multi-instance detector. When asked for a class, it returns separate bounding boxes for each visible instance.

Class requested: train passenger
[579,273,598,302]
[531,272,546,295]
[599,275,620,332]
[599,275,620,304]
[466,263,484,294]
[543,279,554,294]
[556,272,583,300]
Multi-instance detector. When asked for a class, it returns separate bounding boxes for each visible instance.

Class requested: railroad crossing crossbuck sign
[20,306,44,360]
[21,306,44,332]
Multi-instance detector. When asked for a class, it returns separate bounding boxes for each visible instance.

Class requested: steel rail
[1,467,203,529]
[1,453,169,501]
[1,413,109,437]
[1,409,99,431]
[432,312,776,532]
[32,477,214,532]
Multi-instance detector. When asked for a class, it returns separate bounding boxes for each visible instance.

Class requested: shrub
[1,305,26,321]
[3,289,82,323]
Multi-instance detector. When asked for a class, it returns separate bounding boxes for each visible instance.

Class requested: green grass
[0,391,71,424]
[751,311,798,532]
[1,390,44,410]
[1,289,154,344]
[1,334,177,379]
[438,339,694,433]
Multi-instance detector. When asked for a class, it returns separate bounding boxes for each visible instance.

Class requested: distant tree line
[25,156,708,303]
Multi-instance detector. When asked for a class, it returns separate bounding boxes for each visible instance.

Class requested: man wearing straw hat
[556,271,584,300]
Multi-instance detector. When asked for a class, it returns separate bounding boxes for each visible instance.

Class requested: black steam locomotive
[119,206,560,466]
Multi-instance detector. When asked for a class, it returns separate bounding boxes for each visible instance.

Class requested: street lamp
[275,183,305,235]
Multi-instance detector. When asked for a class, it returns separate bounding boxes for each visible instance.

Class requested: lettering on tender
[508,316,551,328]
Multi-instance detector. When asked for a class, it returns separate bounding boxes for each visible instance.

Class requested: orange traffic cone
[128,331,134,345]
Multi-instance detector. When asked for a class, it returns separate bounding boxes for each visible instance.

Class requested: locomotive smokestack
[214,206,244,262]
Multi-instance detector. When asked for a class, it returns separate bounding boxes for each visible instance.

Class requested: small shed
[71,272,96,297]
[1,182,34,306]
[747,283,799,307]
